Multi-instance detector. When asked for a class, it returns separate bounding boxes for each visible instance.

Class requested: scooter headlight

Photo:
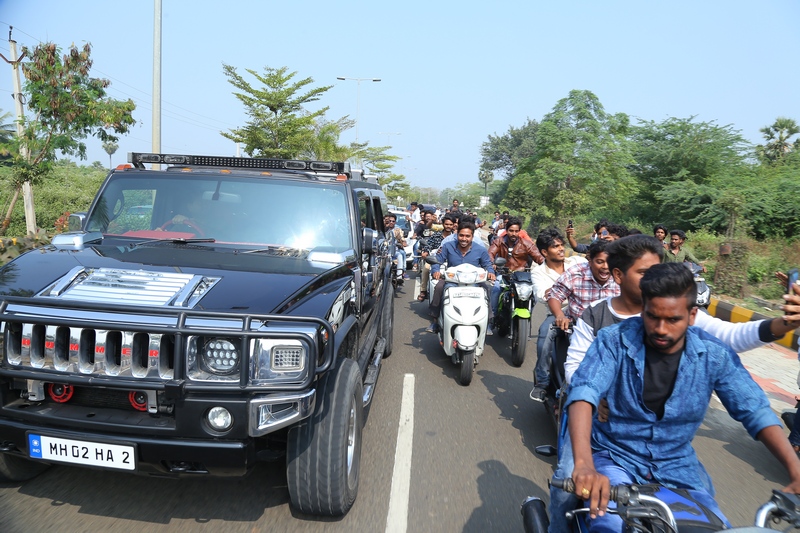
[515,283,534,301]
[455,271,478,284]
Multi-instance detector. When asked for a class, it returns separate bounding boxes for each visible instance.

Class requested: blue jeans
[395,249,406,274]
[586,451,729,532]
[412,241,420,267]
[535,314,556,388]
[490,280,502,319]
[790,404,800,447]
[549,410,579,533]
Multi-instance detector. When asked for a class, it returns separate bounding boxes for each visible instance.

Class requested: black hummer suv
[0,153,396,516]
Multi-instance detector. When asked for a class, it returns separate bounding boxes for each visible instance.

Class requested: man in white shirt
[529,227,586,401]
[409,202,422,224]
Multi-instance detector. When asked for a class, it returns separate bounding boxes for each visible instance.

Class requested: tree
[505,90,636,226]
[480,118,539,207]
[379,172,412,203]
[356,145,399,177]
[4,42,135,235]
[741,152,800,239]
[0,109,13,165]
[222,65,332,159]
[478,168,493,196]
[102,140,118,170]
[479,118,539,178]
[628,117,750,229]
[756,117,800,164]
[298,117,353,161]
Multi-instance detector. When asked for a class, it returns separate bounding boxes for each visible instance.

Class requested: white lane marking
[385,373,415,533]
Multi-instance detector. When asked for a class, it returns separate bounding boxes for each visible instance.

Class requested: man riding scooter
[427,221,495,334]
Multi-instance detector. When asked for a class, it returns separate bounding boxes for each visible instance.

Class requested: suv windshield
[86,174,353,251]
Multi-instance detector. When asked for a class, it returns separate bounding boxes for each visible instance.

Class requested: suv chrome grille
[5,322,174,379]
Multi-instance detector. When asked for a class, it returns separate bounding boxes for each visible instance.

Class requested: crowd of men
[393,202,800,531]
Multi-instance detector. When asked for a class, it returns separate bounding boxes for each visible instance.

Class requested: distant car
[390,209,415,269]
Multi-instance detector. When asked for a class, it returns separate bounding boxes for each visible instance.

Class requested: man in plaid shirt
[546,240,620,331]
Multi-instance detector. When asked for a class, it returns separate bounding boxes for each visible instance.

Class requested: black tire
[0,453,49,481]
[286,357,363,516]
[458,348,475,386]
[381,288,394,358]
[511,317,529,367]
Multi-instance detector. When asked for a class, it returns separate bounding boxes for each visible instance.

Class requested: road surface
[0,279,793,532]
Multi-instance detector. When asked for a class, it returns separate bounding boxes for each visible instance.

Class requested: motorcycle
[540,322,573,431]
[685,262,711,308]
[521,476,800,532]
[425,257,491,386]
[492,257,535,367]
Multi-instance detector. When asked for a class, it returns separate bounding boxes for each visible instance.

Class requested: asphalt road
[0,279,794,532]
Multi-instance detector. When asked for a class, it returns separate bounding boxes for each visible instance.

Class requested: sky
[1,0,799,193]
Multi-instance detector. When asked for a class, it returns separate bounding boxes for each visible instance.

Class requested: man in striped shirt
[546,240,620,331]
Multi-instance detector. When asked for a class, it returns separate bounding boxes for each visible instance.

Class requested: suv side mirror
[68,213,86,232]
[362,228,378,253]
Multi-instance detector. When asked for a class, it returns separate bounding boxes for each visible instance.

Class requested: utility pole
[3,27,37,234]
[152,0,162,169]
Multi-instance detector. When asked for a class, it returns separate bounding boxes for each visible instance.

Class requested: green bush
[0,162,107,236]
[685,229,723,261]
[0,230,51,264]
[619,217,647,235]
[747,254,778,284]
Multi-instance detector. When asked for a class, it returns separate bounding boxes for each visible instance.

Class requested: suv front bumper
[0,389,315,476]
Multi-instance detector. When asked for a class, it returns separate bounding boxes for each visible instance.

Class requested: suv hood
[0,243,355,315]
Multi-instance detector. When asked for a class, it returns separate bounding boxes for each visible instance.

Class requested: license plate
[457,289,484,298]
[28,433,136,470]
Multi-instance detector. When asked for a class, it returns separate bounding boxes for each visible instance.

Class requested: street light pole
[337,77,381,143]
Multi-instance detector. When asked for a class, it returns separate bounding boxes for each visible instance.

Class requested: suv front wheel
[286,357,363,516]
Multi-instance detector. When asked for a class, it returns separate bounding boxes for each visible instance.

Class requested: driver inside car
[157,189,206,235]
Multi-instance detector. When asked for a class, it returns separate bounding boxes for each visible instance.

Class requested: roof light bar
[128,153,348,174]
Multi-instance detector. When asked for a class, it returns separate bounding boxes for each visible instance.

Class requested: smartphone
[788,268,800,294]
[568,219,573,229]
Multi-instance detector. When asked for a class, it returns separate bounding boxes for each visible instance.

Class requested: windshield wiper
[242,245,309,256]
[129,237,216,249]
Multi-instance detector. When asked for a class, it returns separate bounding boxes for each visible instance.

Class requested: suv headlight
[187,336,242,382]
[201,338,241,375]
[250,339,309,385]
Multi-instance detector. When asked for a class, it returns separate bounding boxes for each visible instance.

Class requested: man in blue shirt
[426,221,495,333]
[566,263,800,531]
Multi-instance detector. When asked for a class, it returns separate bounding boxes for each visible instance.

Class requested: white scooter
[425,258,491,386]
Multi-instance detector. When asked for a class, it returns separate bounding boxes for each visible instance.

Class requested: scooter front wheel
[458,348,475,386]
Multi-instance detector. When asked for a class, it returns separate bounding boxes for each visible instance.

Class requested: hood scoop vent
[39,267,220,308]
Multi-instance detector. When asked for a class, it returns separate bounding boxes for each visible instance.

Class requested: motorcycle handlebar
[550,478,632,505]
[552,479,800,530]
[549,322,574,334]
